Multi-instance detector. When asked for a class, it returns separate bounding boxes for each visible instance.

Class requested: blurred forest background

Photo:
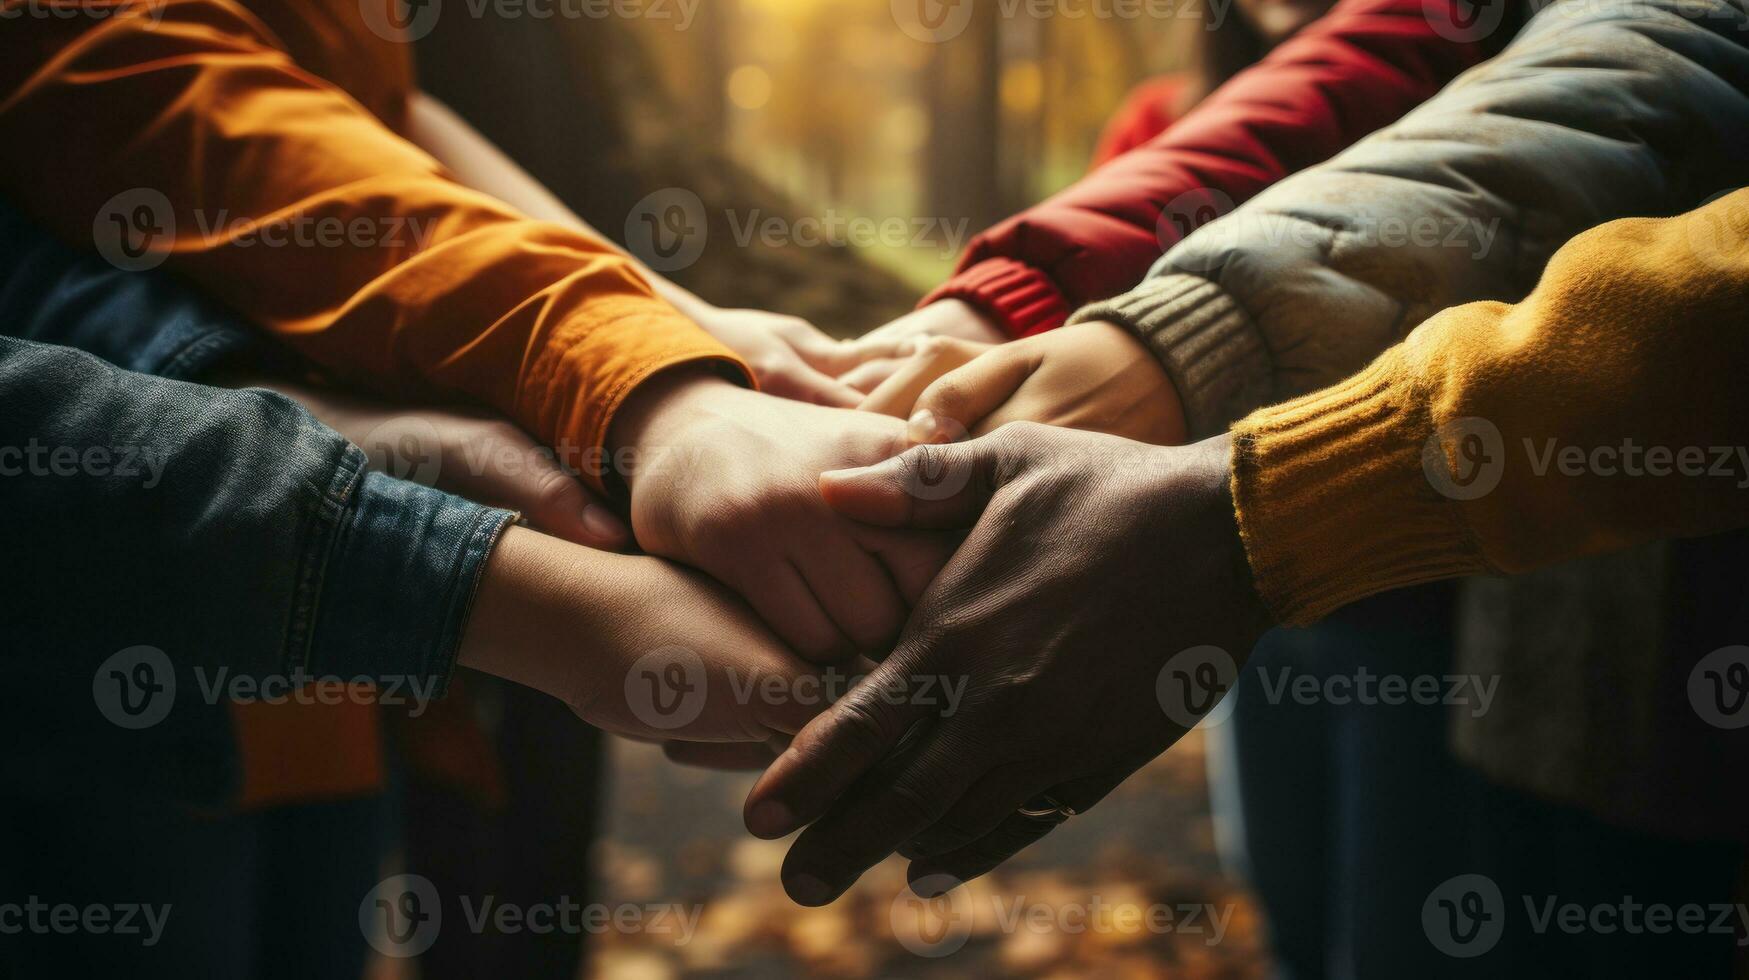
[418,0,1199,332]
[406,2,1267,977]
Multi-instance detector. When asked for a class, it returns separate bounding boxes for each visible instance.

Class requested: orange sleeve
[0,0,748,487]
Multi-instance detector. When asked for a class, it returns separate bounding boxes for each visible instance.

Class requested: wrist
[1169,433,1271,636]
[607,365,743,490]
[928,299,1007,345]
[924,257,1074,338]
[1093,320,1189,445]
[456,525,596,709]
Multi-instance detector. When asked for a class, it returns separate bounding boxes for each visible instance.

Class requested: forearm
[0,336,514,692]
[0,0,746,488]
[403,91,714,320]
[1080,0,1749,438]
[1231,195,1749,624]
[925,0,1489,338]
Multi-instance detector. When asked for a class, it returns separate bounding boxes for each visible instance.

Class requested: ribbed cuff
[1070,274,1273,438]
[1230,353,1489,625]
[302,456,516,698]
[922,257,1074,338]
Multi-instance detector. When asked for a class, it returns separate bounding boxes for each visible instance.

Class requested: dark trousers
[1227,585,1744,980]
[0,794,388,979]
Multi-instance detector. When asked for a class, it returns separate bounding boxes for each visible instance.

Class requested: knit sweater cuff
[922,258,1073,339]
[1070,274,1272,438]
[1230,353,1490,625]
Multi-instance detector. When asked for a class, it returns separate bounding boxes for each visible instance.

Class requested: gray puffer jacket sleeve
[1073,0,1749,437]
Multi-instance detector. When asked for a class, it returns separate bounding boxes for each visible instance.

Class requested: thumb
[820,430,1004,529]
[857,336,994,419]
[515,471,632,552]
[912,346,1034,437]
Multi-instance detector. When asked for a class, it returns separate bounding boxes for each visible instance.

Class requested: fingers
[794,333,919,377]
[907,813,1058,893]
[901,764,1044,860]
[742,655,940,841]
[838,357,908,394]
[517,469,631,551]
[776,725,968,905]
[756,363,865,409]
[442,422,630,551]
[774,317,915,377]
[911,345,1035,435]
[662,738,785,771]
[857,337,995,418]
[731,558,856,665]
[818,437,1004,530]
[908,769,1126,888]
[856,525,959,607]
[793,534,908,655]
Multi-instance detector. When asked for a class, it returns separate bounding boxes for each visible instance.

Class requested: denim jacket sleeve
[0,333,514,691]
[0,201,516,785]
[0,201,516,694]
[0,333,515,801]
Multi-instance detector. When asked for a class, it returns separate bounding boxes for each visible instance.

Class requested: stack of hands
[265,296,1268,907]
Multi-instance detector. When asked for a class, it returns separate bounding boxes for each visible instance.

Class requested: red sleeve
[1090,75,1190,168]
[923,0,1488,338]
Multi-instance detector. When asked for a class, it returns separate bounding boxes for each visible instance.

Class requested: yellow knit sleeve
[1233,190,1749,625]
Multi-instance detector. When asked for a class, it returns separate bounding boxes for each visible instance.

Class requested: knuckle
[904,442,950,478]
[917,335,958,360]
[750,353,793,382]
[830,694,903,759]
[532,466,583,510]
[910,817,984,856]
[992,418,1049,445]
[883,771,948,826]
[924,377,969,413]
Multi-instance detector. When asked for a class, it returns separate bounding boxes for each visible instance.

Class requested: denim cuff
[297,448,515,697]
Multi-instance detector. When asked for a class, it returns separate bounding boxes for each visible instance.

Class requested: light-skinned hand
[459,526,823,742]
[840,300,1007,394]
[863,321,1188,446]
[691,306,915,408]
[611,369,956,664]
